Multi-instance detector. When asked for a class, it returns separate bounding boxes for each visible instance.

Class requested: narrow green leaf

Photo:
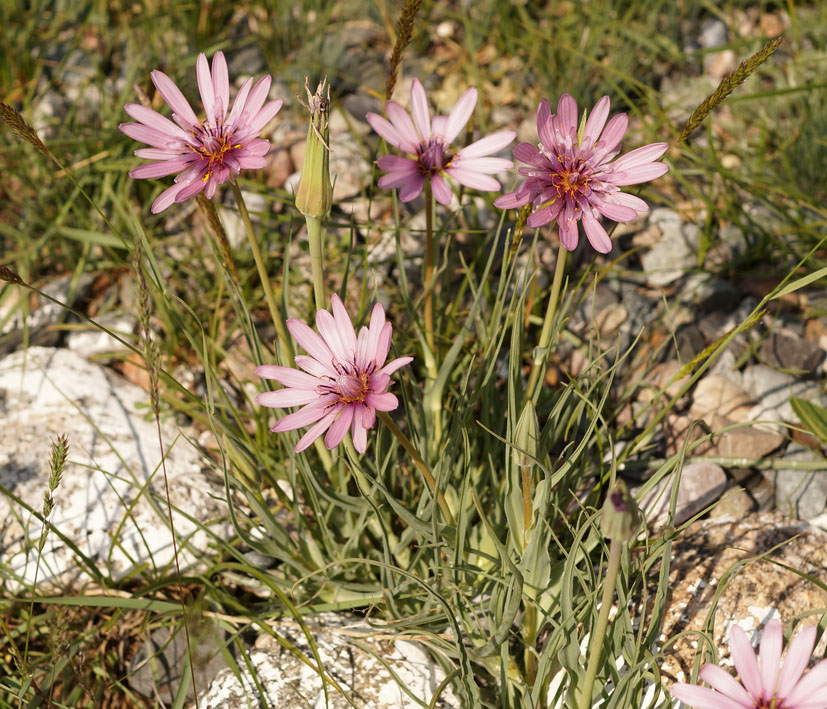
[790,397,827,445]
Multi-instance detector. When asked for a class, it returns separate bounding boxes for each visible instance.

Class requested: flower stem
[423,180,436,357]
[578,538,622,709]
[306,215,327,312]
[228,180,292,364]
[525,244,568,400]
[377,411,454,526]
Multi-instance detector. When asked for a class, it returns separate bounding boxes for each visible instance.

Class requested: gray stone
[774,444,827,520]
[65,312,137,357]
[708,348,742,387]
[206,612,458,708]
[635,462,727,528]
[760,330,825,373]
[699,18,729,49]
[640,213,701,287]
[0,347,230,590]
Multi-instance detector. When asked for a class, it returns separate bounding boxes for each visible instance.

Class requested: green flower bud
[513,400,540,468]
[600,479,643,543]
[295,77,332,219]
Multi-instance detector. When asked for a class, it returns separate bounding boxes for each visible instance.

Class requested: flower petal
[442,87,477,144]
[350,405,368,453]
[367,109,418,153]
[556,93,578,137]
[255,364,322,389]
[378,355,413,377]
[670,682,752,709]
[129,159,191,179]
[776,624,817,698]
[581,206,612,253]
[458,130,516,158]
[325,405,354,449]
[365,391,398,411]
[430,174,453,205]
[445,166,501,192]
[248,98,283,133]
[151,70,200,128]
[728,625,763,700]
[295,409,339,452]
[331,294,358,358]
[211,51,229,118]
[256,388,320,407]
[409,78,431,140]
[271,399,332,432]
[151,182,190,213]
[697,664,754,705]
[287,319,336,368]
[583,96,610,146]
[124,104,191,142]
[398,173,425,202]
[494,190,531,209]
[196,53,215,125]
[227,77,254,127]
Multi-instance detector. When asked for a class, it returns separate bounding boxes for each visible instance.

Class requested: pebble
[772,444,827,520]
[635,461,727,528]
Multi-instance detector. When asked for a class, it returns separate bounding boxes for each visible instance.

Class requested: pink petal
[150,70,199,128]
[459,130,516,158]
[581,207,612,253]
[610,162,669,185]
[365,391,398,412]
[591,113,628,164]
[513,142,546,167]
[611,142,669,169]
[124,104,190,142]
[378,355,413,377]
[409,78,431,140]
[196,53,215,125]
[237,156,268,170]
[315,308,350,363]
[729,625,763,700]
[134,147,185,159]
[211,51,229,118]
[398,173,425,202]
[294,355,331,378]
[378,170,421,190]
[558,214,579,250]
[452,157,513,174]
[325,406,354,449]
[494,190,530,209]
[670,682,752,709]
[129,159,190,179]
[287,319,335,367]
[350,406,367,453]
[227,77,254,127]
[757,621,783,699]
[331,294,358,357]
[385,102,423,148]
[255,364,322,389]
[367,110,418,153]
[430,174,453,205]
[697,665,755,705]
[593,200,639,222]
[271,399,332,432]
[556,93,578,137]
[242,76,273,124]
[295,409,339,452]
[776,624,817,698]
[256,389,320,407]
[174,178,206,203]
[606,191,649,213]
[374,321,392,366]
[445,167,501,192]
[248,99,283,133]
[377,154,418,173]
[120,122,181,149]
[583,96,610,145]
[783,659,827,707]
[526,201,561,228]
[151,182,189,213]
[442,87,477,144]
[365,304,386,367]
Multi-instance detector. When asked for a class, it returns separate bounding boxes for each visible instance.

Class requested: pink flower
[366,78,515,205]
[255,295,413,454]
[494,94,668,254]
[671,619,827,709]
[120,51,282,213]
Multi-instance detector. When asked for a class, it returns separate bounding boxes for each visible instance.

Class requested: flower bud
[600,479,643,543]
[295,77,332,218]
[512,400,540,468]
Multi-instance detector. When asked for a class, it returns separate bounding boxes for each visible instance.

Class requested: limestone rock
[206,612,458,708]
[0,347,229,590]
[661,514,827,687]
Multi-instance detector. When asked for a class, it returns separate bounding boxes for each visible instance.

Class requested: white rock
[0,347,229,589]
[66,312,137,357]
[206,612,458,708]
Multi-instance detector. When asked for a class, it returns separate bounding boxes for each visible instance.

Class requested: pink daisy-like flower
[671,619,827,708]
[366,78,515,206]
[120,51,282,213]
[255,295,413,454]
[494,94,669,254]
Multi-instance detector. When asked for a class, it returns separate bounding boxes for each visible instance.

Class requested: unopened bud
[513,400,540,468]
[600,479,643,543]
[295,77,332,218]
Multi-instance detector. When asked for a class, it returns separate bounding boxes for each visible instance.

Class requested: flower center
[418,138,452,174]
[335,372,370,405]
[189,120,241,180]
[552,167,590,199]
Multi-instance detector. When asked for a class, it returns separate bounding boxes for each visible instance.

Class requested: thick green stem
[377,411,454,526]
[525,245,568,400]
[229,180,291,364]
[306,214,327,312]
[579,539,622,709]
